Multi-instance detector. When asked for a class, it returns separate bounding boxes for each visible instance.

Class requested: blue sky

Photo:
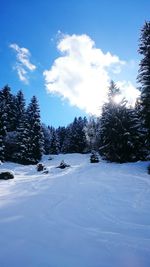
[0,0,149,127]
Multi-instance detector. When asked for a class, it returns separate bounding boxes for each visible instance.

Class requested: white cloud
[10,43,36,83]
[43,33,139,115]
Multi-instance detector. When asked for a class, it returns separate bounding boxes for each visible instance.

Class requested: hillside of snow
[0,154,150,267]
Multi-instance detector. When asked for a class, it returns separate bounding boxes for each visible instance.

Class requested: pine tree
[14,111,30,164]
[0,87,44,164]
[66,117,87,153]
[0,135,5,162]
[84,116,101,152]
[99,81,143,162]
[42,124,51,155]
[4,90,27,162]
[99,81,121,161]
[56,126,66,153]
[75,116,87,153]
[61,125,72,153]
[126,107,146,161]
[0,104,6,161]
[0,85,17,131]
[16,90,26,124]
[48,126,59,154]
[108,80,120,100]
[137,21,150,153]
[26,96,43,163]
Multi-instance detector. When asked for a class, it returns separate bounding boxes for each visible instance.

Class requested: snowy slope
[0,154,150,267]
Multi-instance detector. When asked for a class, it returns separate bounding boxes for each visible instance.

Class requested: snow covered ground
[0,154,150,267]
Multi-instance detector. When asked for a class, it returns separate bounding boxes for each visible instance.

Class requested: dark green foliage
[0,85,17,131]
[0,86,27,162]
[84,116,101,152]
[51,117,87,154]
[25,96,44,164]
[11,90,29,164]
[15,115,30,164]
[42,124,51,155]
[99,81,144,163]
[4,131,18,161]
[137,21,150,153]
[0,98,7,161]
[48,126,59,154]
[16,95,44,164]
[0,86,43,164]
[15,90,26,124]
[64,117,87,153]
[60,125,72,153]
[56,126,67,153]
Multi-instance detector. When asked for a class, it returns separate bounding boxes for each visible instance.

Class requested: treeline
[0,85,88,164]
[0,86,43,164]
[0,21,150,164]
[42,117,87,155]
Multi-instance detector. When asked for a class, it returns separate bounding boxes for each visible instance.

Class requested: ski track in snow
[0,154,150,267]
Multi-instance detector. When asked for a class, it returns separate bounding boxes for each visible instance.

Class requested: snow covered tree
[61,125,72,153]
[99,81,121,161]
[137,21,150,154]
[126,107,146,160]
[0,85,17,131]
[90,151,99,163]
[99,81,143,162]
[4,131,19,161]
[66,117,87,153]
[0,87,44,164]
[42,124,51,155]
[84,116,101,152]
[115,106,146,162]
[0,105,6,161]
[25,96,43,163]
[4,90,27,162]
[14,111,30,164]
[48,126,59,154]
[15,90,26,125]
[0,136,5,162]
[56,126,67,153]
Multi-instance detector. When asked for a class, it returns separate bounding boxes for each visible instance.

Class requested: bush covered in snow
[42,170,49,174]
[56,160,70,169]
[48,156,53,161]
[90,151,99,163]
[0,171,14,180]
[36,163,45,172]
